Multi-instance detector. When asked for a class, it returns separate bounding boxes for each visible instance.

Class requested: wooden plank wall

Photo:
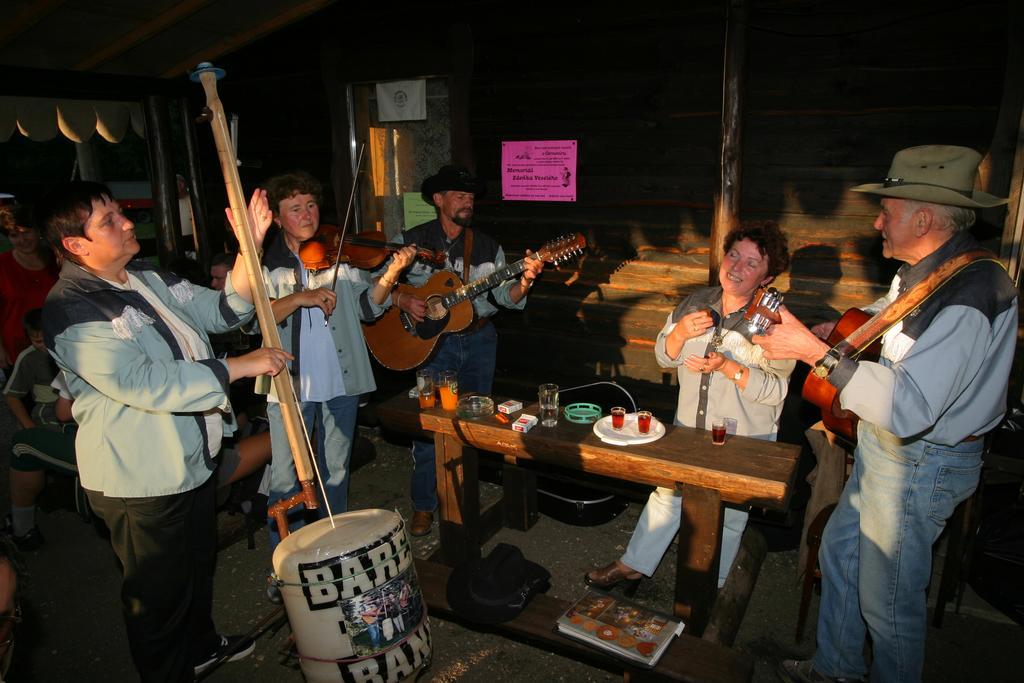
[210,1,1011,412]
[461,1,1008,410]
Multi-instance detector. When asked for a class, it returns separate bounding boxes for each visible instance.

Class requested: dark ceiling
[0,0,336,80]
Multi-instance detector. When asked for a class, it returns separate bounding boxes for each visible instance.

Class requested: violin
[297,224,446,271]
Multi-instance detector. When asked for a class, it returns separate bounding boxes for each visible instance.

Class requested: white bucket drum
[272,509,431,682]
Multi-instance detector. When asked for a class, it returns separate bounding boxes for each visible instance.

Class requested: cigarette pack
[498,400,523,414]
[512,414,538,433]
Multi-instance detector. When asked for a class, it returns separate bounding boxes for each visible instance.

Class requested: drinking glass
[610,406,626,431]
[637,410,653,435]
[416,369,435,409]
[711,418,727,445]
[538,383,559,427]
[439,370,459,411]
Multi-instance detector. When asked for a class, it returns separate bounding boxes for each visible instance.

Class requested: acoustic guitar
[801,309,882,441]
[363,233,586,370]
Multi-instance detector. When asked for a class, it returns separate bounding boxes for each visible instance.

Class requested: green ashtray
[563,402,602,424]
[456,394,495,419]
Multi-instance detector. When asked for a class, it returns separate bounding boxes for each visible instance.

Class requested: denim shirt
[261,235,386,400]
[832,233,1018,445]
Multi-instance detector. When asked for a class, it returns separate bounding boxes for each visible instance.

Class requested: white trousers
[621,486,748,588]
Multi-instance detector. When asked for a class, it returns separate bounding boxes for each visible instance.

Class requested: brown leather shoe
[584,560,642,596]
[410,510,433,537]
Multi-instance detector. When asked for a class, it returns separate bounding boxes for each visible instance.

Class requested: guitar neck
[443,259,527,308]
[834,250,999,357]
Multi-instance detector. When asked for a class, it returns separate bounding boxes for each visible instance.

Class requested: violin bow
[191,62,323,536]
[326,143,366,315]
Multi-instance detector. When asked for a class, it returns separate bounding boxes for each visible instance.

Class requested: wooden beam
[448,22,475,170]
[0,0,65,48]
[320,41,351,230]
[161,0,337,78]
[142,95,183,266]
[0,65,187,99]
[709,0,746,285]
[179,97,212,269]
[994,2,1024,283]
[73,0,215,71]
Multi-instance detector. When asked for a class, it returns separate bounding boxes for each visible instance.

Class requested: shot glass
[439,370,459,411]
[711,418,727,445]
[610,406,626,431]
[415,369,435,409]
[538,383,559,427]
[637,410,653,434]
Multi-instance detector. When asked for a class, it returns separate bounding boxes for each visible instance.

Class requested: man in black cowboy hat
[755,146,1018,683]
[390,165,543,537]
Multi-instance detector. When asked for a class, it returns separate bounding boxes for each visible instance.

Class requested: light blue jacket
[43,260,254,497]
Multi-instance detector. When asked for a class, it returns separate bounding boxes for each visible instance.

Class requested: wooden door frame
[320,23,475,227]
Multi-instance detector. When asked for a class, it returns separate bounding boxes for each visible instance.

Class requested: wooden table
[377,393,800,636]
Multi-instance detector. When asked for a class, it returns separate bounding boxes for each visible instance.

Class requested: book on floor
[554,589,684,668]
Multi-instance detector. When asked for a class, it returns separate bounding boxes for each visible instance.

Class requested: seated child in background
[5,372,77,550]
[2,309,59,431]
[5,355,272,553]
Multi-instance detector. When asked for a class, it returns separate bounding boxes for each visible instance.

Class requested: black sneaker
[3,515,44,551]
[193,634,255,676]
[12,526,44,551]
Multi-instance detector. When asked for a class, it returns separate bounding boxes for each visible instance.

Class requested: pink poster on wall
[501,140,577,201]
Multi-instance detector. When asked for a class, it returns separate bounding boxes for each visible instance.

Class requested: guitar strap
[832,249,1001,359]
[461,228,474,284]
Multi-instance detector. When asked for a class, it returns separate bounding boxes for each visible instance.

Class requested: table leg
[434,432,480,566]
[674,483,722,636]
[502,455,539,531]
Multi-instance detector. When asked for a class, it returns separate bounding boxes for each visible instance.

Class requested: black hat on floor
[446,543,550,624]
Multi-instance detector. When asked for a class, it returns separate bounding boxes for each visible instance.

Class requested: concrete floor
[1,401,1020,682]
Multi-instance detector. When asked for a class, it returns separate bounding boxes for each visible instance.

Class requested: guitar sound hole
[425,295,447,321]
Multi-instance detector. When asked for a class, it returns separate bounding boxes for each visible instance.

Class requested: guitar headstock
[537,233,587,265]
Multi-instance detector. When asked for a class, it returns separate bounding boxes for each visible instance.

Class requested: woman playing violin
[254,170,416,552]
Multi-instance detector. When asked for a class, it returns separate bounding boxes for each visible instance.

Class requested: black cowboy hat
[420,165,486,206]
[446,543,550,624]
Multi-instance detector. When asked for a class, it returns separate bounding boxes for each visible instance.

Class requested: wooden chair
[794,434,853,642]
[795,503,836,641]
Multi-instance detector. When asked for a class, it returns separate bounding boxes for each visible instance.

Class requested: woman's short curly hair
[264,171,322,214]
[723,220,790,278]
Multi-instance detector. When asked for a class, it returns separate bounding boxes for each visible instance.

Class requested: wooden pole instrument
[191,62,321,539]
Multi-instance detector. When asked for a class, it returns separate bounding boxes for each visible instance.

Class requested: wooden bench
[415,558,754,682]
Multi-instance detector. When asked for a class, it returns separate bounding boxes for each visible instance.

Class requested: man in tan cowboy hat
[754,145,1018,683]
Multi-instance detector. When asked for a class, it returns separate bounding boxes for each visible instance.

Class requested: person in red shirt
[0,205,58,370]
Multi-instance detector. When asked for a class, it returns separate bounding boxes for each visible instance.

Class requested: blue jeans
[266,393,359,549]
[813,423,982,683]
[411,323,497,512]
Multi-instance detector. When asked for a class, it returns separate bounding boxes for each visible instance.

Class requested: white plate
[592,413,666,446]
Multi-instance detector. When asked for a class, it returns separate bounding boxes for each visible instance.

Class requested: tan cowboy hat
[850,145,1008,208]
